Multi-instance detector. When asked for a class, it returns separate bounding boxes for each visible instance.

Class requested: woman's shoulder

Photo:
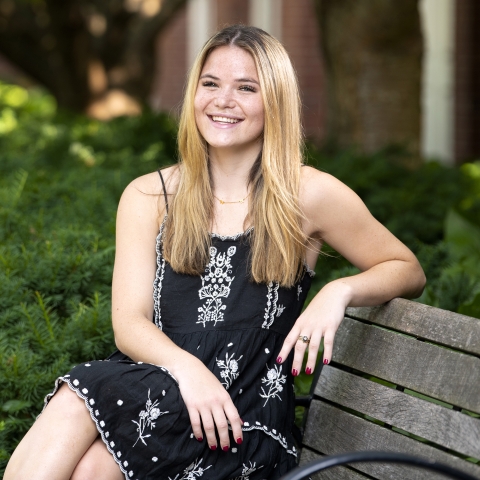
[300,165,358,206]
[117,165,180,229]
[127,164,180,196]
[299,165,367,237]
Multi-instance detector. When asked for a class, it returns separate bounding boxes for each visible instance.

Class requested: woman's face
[194,46,265,154]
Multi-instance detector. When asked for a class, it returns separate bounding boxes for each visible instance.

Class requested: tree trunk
[0,0,187,116]
[315,0,423,158]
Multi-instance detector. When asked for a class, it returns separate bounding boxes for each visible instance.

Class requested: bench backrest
[301,298,480,479]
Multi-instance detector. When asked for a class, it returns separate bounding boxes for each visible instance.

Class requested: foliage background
[1,83,480,473]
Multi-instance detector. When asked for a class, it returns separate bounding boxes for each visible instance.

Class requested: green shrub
[0,82,176,472]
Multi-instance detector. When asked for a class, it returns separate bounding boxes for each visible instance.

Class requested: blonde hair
[163,25,306,287]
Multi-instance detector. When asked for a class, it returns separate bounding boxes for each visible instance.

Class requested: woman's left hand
[276,280,352,376]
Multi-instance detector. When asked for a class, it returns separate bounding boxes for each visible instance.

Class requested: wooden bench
[298,298,480,479]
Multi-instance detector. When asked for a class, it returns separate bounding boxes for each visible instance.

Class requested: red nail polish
[236,437,243,444]
[210,445,217,450]
[292,369,298,376]
[222,446,229,452]
[306,367,312,375]
[197,437,203,442]
[276,356,282,364]
[323,359,329,365]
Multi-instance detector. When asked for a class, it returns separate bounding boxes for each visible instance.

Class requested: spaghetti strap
[157,169,169,214]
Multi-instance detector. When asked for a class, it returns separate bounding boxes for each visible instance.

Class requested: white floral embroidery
[304,261,315,277]
[259,364,287,406]
[297,285,302,300]
[132,389,169,447]
[168,458,212,480]
[216,352,243,389]
[262,282,279,329]
[197,246,236,327]
[276,305,285,317]
[232,462,264,480]
[153,217,167,329]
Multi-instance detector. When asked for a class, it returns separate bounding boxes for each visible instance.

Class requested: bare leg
[4,383,99,480]
[71,438,124,480]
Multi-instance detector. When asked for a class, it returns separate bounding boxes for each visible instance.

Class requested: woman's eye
[239,85,256,92]
[202,81,217,88]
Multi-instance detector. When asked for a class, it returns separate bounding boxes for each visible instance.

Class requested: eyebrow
[199,74,259,85]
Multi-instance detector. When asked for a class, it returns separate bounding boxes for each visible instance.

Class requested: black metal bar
[279,451,479,480]
[294,396,312,408]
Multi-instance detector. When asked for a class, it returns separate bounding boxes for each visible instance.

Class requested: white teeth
[211,116,240,124]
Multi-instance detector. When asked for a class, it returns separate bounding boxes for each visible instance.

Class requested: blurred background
[0,0,480,471]
[1,0,479,164]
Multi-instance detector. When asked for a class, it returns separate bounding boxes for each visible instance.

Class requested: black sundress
[43,193,314,480]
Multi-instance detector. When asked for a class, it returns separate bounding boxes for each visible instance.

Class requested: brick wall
[281,0,326,142]
[215,0,248,29]
[149,5,188,116]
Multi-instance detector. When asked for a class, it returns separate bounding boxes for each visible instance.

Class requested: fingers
[277,322,337,375]
[276,327,301,370]
[189,396,242,452]
[224,400,243,447]
[188,408,204,443]
[292,335,308,376]
[322,329,335,366]
[212,406,231,451]
[198,409,218,450]
[305,334,322,373]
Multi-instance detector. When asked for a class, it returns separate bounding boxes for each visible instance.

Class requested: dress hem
[241,422,298,458]
[43,376,131,480]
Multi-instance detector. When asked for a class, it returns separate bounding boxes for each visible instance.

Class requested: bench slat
[333,317,480,413]
[346,299,480,355]
[315,365,480,458]
[300,448,371,480]
[303,400,480,480]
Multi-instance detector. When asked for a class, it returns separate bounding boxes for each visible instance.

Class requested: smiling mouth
[210,115,241,124]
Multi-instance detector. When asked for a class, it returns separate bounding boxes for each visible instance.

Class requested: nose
[214,88,235,109]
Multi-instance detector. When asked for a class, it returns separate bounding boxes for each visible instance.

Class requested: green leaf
[1,400,32,413]
[444,209,480,268]
[459,292,480,319]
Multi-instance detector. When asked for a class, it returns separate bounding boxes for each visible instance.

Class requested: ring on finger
[298,335,310,344]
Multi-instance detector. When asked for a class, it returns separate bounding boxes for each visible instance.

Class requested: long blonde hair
[163,25,306,287]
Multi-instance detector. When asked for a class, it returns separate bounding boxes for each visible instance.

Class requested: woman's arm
[111,168,243,450]
[278,166,426,374]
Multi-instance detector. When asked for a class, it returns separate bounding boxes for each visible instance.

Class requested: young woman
[5,25,425,480]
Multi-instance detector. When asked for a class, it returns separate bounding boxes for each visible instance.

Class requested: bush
[0,82,176,471]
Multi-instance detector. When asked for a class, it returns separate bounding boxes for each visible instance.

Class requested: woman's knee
[71,438,123,480]
[46,383,88,421]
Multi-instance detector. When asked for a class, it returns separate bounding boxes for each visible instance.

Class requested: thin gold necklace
[213,192,250,204]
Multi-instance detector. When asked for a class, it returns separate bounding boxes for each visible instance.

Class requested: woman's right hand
[174,355,243,451]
